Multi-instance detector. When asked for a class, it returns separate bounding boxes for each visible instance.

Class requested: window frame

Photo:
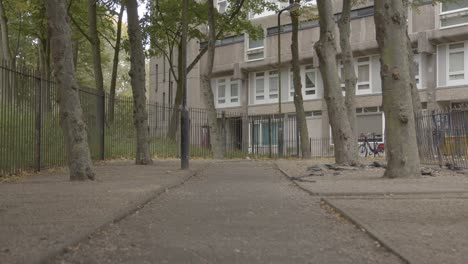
[268,70,279,100]
[303,65,318,99]
[215,77,241,108]
[446,41,467,86]
[249,120,280,149]
[413,53,422,89]
[289,65,320,101]
[355,56,372,95]
[253,71,279,104]
[217,0,228,14]
[245,32,265,62]
[440,1,468,29]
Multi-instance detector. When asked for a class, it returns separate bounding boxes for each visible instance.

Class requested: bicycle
[358,133,385,157]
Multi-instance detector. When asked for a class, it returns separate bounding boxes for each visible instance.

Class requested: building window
[217,0,228,13]
[255,72,265,101]
[289,69,295,99]
[246,33,265,61]
[357,107,384,143]
[289,65,319,101]
[440,0,468,28]
[217,79,226,104]
[413,54,421,89]
[251,121,279,147]
[230,79,239,103]
[304,65,317,99]
[356,57,371,94]
[447,42,465,84]
[339,62,346,95]
[269,71,279,100]
[216,77,241,108]
[253,71,281,104]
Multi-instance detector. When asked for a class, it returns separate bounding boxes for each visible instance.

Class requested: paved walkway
[276,160,468,264]
[0,160,207,264]
[50,161,401,264]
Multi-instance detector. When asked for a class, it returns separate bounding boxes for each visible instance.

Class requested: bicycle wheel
[358,144,368,157]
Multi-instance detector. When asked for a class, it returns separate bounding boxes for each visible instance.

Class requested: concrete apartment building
[149,0,468,147]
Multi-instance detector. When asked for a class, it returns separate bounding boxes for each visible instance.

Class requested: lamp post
[180,0,189,169]
[277,0,299,157]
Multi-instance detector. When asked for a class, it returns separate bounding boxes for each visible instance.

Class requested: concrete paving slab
[276,160,468,264]
[50,161,402,264]
[325,195,468,264]
[0,160,207,264]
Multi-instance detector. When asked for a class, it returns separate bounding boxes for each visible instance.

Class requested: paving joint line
[38,162,211,264]
[274,162,411,264]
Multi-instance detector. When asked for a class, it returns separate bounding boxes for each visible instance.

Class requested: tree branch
[69,13,92,43]
[187,0,245,73]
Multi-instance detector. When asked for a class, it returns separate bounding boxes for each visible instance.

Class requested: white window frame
[413,53,422,89]
[268,70,279,100]
[303,65,318,100]
[338,62,346,96]
[289,65,320,101]
[253,71,279,104]
[289,69,295,100]
[217,0,228,14]
[446,41,467,86]
[215,77,241,108]
[439,1,468,29]
[245,32,265,62]
[355,56,372,95]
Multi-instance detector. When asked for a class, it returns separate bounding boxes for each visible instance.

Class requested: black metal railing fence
[1,62,335,176]
[415,109,468,169]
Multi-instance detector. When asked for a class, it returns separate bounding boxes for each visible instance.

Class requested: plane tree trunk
[201,0,224,159]
[407,34,421,117]
[108,4,125,123]
[0,0,11,62]
[167,43,183,140]
[314,0,356,165]
[338,0,358,161]
[45,0,95,181]
[88,0,104,93]
[126,0,153,165]
[291,6,311,159]
[374,0,420,178]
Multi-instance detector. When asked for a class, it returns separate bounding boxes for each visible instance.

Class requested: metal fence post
[251,119,255,156]
[222,111,226,156]
[278,115,283,158]
[268,117,272,158]
[34,72,42,172]
[98,91,105,160]
[296,119,300,157]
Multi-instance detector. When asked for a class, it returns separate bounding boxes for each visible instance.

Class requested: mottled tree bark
[315,0,356,165]
[126,0,153,165]
[291,6,311,159]
[338,0,358,162]
[108,4,125,123]
[166,43,183,141]
[45,0,95,181]
[407,34,421,117]
[374,0,420,178]
[88,0,104,93]
[0,0,11,62]
[201,0,224,159]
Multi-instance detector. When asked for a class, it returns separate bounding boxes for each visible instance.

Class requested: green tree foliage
[0,0,131,95]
